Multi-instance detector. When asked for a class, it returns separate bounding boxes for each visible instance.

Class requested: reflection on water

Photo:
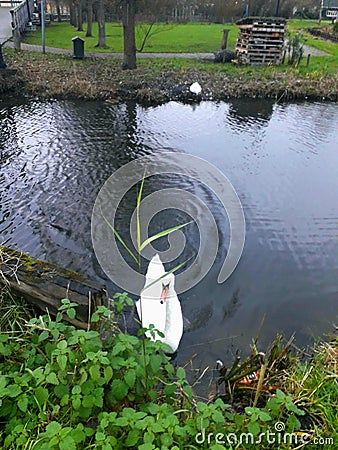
[0,98,337,375]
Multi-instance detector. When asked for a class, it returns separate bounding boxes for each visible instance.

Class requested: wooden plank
[0,245,109,329]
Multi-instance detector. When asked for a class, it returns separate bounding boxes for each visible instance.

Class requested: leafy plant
[285,31,304,67]
[0,296,336,449]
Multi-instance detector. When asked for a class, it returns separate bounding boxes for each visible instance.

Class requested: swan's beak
[160,283,169,304]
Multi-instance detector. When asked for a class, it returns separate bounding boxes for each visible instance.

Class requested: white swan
[189,82,202,94]
[135,254,183,353]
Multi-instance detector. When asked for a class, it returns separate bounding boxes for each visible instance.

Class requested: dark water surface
[1,98,337,376]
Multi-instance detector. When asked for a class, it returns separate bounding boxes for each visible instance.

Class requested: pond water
[1,97,337,380]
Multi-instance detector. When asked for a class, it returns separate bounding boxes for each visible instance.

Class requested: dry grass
[2,48,338,102]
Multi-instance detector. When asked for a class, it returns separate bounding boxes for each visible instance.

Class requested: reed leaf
[139,221,193,252]
[136,174,146,255]
[140,258,190,294]
[101,213,138,264]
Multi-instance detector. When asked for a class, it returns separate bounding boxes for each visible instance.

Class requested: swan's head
[160,277,176,304]
[142,255,176,303]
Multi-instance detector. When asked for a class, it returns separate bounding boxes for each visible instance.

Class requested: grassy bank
[0,288,337,449]
[24,22,238,53]
[24,19,335,55]
[2,48,337,103]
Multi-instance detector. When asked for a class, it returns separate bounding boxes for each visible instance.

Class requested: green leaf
[81,380,94,395]
[183,385,193,398]
[104,366,113,383]
[146,403,159,414]
[211,444,227,450]
[38,330,49,342]
[57,340,67,350]
[70,425,86,444]
[150,354,162,374]
[72,395,81,410]
[89,364,100,382]
[212,410,225,424]
[67,308,76,320]
[126,429,140,447]
[82,395,95,408]
[45,421,62,437]
[0,343,11,356]
[54,384,69,400]
[286,401,305,415]
[140,221,192,251]
[125,370,136,388]
[276,389,285,400]
[35,387,49,406]
[258,411,272,422]
[115,417,128,427]
[101,212,138,264]
[46,372,59,385]
[0,376,7,391]
[60,394,69,406]
[287,414,301,431]
[72,385,81,395]
[152,422,165,433]
[111,379,128,401]
[68,334,78,345]
[18,395,28,413]
[91,312,100,323]
[247,420,260,436]
[136,174,145,253]
[95,432,106,442]
[164,384,176,397]
[139,442,155,450]
[6,384,22,398]
[57,355,67,371]
[176,367,186,380]
[59,435,76,450]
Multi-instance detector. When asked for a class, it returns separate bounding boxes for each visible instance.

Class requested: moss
[0,245,85,281]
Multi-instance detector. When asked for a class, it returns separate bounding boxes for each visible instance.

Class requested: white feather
[135,254,183,353]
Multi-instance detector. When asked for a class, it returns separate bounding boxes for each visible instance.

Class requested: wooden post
[13,27,21,50]
[221,29,230,50]
[307,54,311,67]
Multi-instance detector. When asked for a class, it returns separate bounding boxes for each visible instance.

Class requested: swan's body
[189,82,202,94]
[135,254,183,353]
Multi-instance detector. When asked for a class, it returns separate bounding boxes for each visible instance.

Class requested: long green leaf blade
[139,221,193,252]
[136,174,146,254]
[101,212,138,264]
[140,258,191,294]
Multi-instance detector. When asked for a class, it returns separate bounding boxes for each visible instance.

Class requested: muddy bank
[0,68,23,93]
[1,49,337,103]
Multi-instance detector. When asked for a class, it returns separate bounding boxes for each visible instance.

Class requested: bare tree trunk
[0,45,7,69]
[122,0,136,69]
[86,0,93,37]
[77,0,83,31]
[55,0,61,22]
[70,1,77,26]
[96,0,106,47]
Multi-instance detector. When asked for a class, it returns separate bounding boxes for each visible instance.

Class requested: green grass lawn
[23,19,337,74]
[25,22,238,53]
[25,19,336,54]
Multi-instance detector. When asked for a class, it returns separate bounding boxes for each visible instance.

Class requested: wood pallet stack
[235,17,286,66]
